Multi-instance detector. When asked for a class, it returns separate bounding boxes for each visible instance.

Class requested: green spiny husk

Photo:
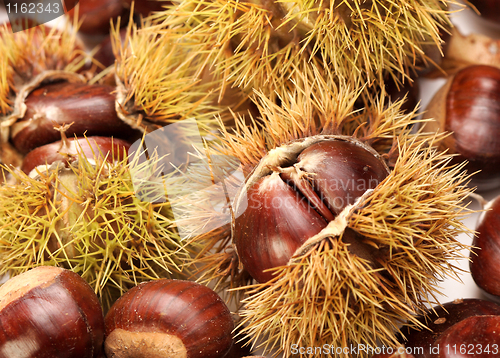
[152,0,459,98]
[0,146,189,309]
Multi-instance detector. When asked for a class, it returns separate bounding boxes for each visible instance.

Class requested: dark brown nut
[0,266,105,358]
[104,279,234,358]
[21,136,131,174]
[468,0,500,23]
[234,138,389,283]
[471,195,500,297]
[402,299,500,358]
[66,0,125,35]
[423,65,500,191]
[431,315,500,358]
[121,0,170,16]
[11,82,138,154]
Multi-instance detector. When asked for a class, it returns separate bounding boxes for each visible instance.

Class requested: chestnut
[66,0,125,35]
[468,0,500,23]
[104,279,234,358]
[385,77,419,114]
[470,195,500,297]
[423,65,500,190]
[121,0,170,16]
[0,266,104,358]
[94,29,128,69]
[11,81,138,154]
[20,136,131,174]
[401,299,500,358]
[233,137,389,283]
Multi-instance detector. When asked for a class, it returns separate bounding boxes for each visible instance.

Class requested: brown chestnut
[94,28,128,69]
[21,136,131,174]
[470,195,500,297]
[402,299,500,358]
[121,0,170,16]
[423,65,500,190]
[11,81,138,154]
[104,279,234,358]
[66,0,125,35]
[0,266,104,358]
[468,0,500,23]
[233,137,389,283]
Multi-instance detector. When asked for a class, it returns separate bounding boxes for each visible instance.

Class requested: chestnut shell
[468,0,500,22]
[21,136,131,174]
[425,65,500,190]
[234,138,389,283]
[11,82,137,154]
[104,279,234,358]
[0,266,104,358]
[470,195,500,297]
[402,299,500,358]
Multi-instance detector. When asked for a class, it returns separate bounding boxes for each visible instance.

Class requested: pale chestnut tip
[0,266,105,358]
[104,279,234,358]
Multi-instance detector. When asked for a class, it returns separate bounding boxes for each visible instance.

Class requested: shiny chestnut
[66,0,125,35]
[94,29,128,69]
[121,0,170,16]
[401,299,500,358]
[423,65,500,190]
[470,195,500,297]
[468,0,500,22]
[21,136,130,174]
[0,266,104,358]
[11,81,137,154]
[233,137,389,283]
[104,279,234,358]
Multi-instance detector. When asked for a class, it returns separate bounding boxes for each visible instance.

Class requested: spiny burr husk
[154,0,458,98]
[0,20,87,116]
[183,67,473,357]
[0,139,189,310]
[111,18,232,134]
[0,20,88,167]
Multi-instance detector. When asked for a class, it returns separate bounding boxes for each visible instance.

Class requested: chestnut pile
[2,1,500,358]
[0,266,242,358]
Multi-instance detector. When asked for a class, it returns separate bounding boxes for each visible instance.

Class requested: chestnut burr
[20,136,131,174]
[470,195,500,297]
[423,65,500,190]
[104,279,234,358]
[234,137,389,283]
[0,266,105,358]
[11,82,138,154]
